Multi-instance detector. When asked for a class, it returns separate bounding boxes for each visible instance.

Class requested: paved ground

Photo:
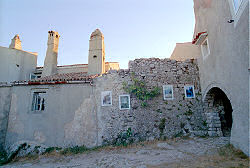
[3,137,249,168]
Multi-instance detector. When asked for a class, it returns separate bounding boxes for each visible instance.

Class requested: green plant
[123,76,160,107]
[159,118,166,137]
[202,120,207,127]
[184,109,193,116]
[156,109,162,113]
[61,145,88,155]
[113,128,134,147]
[0,150,8,166]
[44,147,62,154]
[0,143,27,165]
[180,122,185,128]
[174,132,183,138]
[196,92,201,96]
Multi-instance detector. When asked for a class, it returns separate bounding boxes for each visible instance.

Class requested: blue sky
[0,0,195,69]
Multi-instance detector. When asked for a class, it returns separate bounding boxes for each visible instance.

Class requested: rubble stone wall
[95,58,208,145]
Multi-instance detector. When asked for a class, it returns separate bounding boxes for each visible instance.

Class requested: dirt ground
[3,137,249,168]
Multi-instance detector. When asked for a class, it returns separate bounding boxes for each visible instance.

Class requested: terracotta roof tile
[32,72,98,82]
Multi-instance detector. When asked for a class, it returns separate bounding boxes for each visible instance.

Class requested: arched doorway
[204,87,233,137]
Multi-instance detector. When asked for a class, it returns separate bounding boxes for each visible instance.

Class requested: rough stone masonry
[95,58,208,145]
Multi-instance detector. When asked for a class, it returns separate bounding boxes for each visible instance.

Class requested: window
[30,73,37,80]
[201,38,210,59]
[93,55,97,58]
[32,91,46,111]
[119,95,130,110]
[228,0,248,26]
[233,0,243,12]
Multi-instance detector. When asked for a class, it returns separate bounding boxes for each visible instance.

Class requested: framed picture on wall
[184,85,195,98]
[119,94,130,110]
[163,85,174,100]
[101,91,112,106]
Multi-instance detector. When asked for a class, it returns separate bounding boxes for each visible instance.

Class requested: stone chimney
[9,34,22,50]
[41,31,60,77]
[88,29,105,75]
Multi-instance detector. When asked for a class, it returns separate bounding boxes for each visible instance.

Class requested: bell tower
[88,29,105,75]
[42,31,60,77]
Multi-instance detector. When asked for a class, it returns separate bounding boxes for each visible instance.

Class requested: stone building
[0,0,249,156]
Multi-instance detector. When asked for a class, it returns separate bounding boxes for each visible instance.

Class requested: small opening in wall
[204,87,233,137]
[16,64,19,67]
[32,91,46,111]
[56,35,58,38]
[201,38,210,59]
[93,55,97,58]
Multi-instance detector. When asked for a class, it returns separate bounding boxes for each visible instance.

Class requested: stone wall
[0,86,11,151]
[95,58,207,145]
[2,58,208,150]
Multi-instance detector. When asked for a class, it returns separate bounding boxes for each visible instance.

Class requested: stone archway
[203,87,233,137]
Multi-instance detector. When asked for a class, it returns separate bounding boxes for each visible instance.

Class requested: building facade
[0,0,249,156]
[191,0,249,155]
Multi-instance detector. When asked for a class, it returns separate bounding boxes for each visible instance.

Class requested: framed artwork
[119,94,130,110]
[101,91,112,106]
[184,85,195,98]
[163,85,174,100]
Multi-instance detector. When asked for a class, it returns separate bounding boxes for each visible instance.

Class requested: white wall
[0,47,37,83]
[193,0,249,155]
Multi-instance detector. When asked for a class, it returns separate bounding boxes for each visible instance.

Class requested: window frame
[228,0,248,26]
[201,38,210,60]
[31,89,48,112]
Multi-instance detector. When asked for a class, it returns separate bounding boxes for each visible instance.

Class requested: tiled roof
[13,72,100,85]
[36,64,88,69]
[192,32,207,44]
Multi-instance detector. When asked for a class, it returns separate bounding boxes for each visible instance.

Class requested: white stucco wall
[193,0,249,155]
[0,86,11,151]
[4,83,97,148]
[0,47,37,83]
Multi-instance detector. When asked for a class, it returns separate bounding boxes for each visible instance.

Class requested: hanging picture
[101,91,112,106]
[119,94,130,110]
[184,85,195,98]
[163,85,174,100]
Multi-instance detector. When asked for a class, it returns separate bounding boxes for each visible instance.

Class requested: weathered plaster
[64,95,97,148]
[194,0,249,155]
